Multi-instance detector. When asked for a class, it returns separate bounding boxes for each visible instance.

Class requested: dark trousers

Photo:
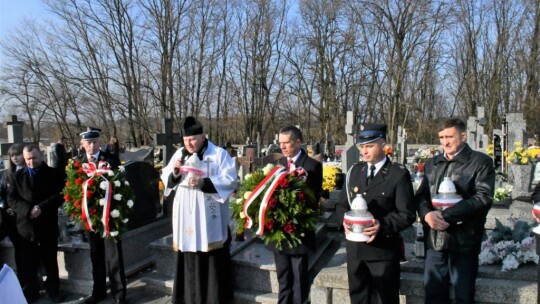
[18,236,59,300]
[346,257,400,304]
[273,252,309,304]
[87,231,126,300]
[424,248,478,304]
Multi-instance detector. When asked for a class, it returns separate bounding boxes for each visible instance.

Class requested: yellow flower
[515,141,522,147]
[322,164,342,191]
[240,211,246,219]
[515,147,523,153]
[244,191,252,199]
[521,157,528,164]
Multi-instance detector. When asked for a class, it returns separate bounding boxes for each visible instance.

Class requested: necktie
[288,158,294,171]
[368,165,376,185]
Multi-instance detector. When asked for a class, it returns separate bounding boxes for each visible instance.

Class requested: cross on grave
[153,118,181,165]
[0,115,33,171]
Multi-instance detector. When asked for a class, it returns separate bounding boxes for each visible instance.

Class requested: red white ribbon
[253,171,289,235]
[243,166,285,230]
[81,162,114,236]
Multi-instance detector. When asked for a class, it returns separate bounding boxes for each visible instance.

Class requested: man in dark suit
[76,127,126,304]
[273,125,322,304]
[8,144,66,303]
[336,124,416,304]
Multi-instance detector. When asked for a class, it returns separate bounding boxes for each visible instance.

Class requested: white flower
[99,198,106,206]
[100,181,108,190]
[236,198,243,204]
[502,254,519,272]
[119,165,125,172]
[245,174,252,180]
[114,180,121,187]
[110,231,119,237]
[124,181,130,186]
[127,200,134,208]
[122,218,129,223]
[113,194,122,201]
[244,191,252,200]
[110,209,120,218]
[262,164,275,175]
[108,171,114,177]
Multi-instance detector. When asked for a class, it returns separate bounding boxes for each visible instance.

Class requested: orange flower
[384,145,393,155]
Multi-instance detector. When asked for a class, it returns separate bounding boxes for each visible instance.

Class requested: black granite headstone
[124,161,161,229]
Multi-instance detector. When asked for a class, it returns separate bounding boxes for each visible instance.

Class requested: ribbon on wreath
[81,162,114,237]
[242,165,291,235]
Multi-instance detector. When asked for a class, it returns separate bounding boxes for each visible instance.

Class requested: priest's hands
[30,205,42,219]
[172,158,183,178]
[188,175,203,189]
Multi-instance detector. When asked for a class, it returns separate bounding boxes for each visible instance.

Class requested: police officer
[336,124,416,304]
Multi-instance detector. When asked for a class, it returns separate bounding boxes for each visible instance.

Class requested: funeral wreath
[63,159,135,240]
[232,164,317,250]
[479,219,538,271]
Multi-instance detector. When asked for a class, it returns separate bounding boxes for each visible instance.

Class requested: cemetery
[0,110,539,304]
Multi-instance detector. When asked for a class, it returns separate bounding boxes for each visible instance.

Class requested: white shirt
[367,157,387,177]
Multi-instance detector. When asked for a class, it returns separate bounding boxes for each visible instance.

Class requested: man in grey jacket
[415,118,495,304]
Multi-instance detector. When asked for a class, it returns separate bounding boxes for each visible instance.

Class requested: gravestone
[492,133,503,172]
[153,118,181,165]
[466,107,489,151]
[266,134,281,155]
[506,113,527,150]
[121,146,154,165]
[124,161,161,229]
[341,111,359,173]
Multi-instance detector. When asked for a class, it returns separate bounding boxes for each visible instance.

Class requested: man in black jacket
[273,125,322,304]
[76,127,125,304]
[336,124,416,304]
[416,118,495,304]
[8,144,66,302]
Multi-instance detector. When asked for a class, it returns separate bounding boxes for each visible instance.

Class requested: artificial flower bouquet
[506,142,540,165]
[322,163,342,192]
[479,219,538,271]
[231,164,317,250]
[63,159,135,240]
[494,185,513,203]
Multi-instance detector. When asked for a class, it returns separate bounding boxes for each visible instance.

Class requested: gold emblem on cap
[353,186,359,192]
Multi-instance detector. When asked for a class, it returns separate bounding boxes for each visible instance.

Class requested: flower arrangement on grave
[493,185,513,203]
[505,142,540,165]
[231,163,317,250]
[322,163,342,192]
[479,219,538,271]
[486,143,494,157]
[63,159,135,240]
[413,146,436,170]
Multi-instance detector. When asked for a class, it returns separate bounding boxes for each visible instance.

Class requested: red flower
[297,192,305,200]
[87,179,96,187]
[64,194,71,202]
[90,208,97,215]
[77,168,84,174]
[283,221,296,234]
[265,219,275,230]
[268,197,278,209]
[74,161,81,168]
[416,163,425,172]
[75,178,84,185]
[86,191,93,198]
[278,177,288,188]
[74,201,80,208]
[290,170,298,177]
[65,181,70,187]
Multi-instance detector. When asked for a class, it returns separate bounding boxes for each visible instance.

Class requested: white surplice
[161,141,237,252]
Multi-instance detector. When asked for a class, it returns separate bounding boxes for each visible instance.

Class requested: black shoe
[115,299,127,304]
[83,294,107,304]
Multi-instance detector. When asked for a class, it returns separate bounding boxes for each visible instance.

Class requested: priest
[160,116,237,304]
